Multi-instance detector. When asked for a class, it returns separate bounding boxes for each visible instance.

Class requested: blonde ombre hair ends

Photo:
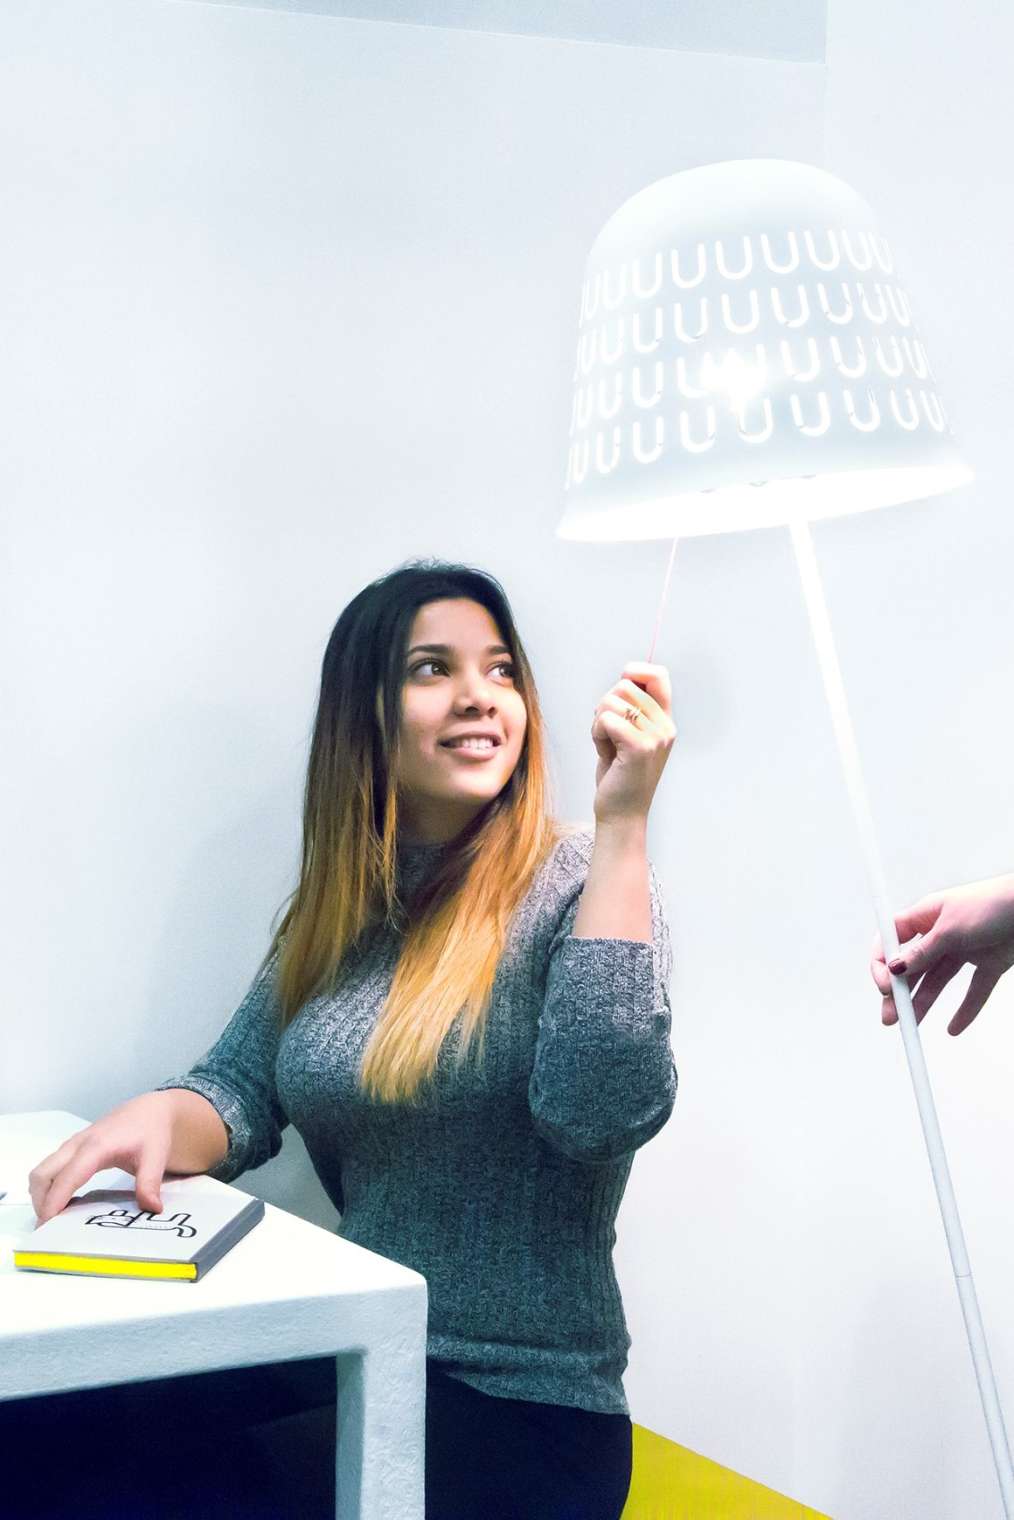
[259,559,573,1105]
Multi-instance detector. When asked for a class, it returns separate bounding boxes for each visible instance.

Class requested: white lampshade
[558,159,973,541]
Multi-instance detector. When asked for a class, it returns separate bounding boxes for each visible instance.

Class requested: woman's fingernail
[888,958,906,974]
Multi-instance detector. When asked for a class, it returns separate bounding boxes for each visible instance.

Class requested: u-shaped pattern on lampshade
[575,228,898,332]
[563,381,951,486]
[568,335,944,435]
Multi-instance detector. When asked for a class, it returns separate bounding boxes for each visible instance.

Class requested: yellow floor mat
[622,1423,832,1520]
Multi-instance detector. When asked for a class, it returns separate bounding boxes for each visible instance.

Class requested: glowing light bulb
[699,350,765,413]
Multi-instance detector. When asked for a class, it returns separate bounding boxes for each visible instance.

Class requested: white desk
[0,1112,427,1520]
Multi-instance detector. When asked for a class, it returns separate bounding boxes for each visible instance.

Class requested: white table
[0,1111,427,1520]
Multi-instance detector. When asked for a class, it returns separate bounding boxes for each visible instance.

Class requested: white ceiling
[169,0,827,62]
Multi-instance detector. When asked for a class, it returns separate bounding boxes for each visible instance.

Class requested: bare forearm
[571,818,651,942]
[162,1089,230,1175]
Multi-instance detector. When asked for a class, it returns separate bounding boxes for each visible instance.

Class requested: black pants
[425,1363,632,1520]
[2,1356,632,1519]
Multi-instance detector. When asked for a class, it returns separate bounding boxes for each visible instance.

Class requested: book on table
[12,1187,264,1282]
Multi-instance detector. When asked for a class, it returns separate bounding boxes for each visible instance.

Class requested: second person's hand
[870,873,1014,1036]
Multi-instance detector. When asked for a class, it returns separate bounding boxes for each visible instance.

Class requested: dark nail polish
[888,958,906,974]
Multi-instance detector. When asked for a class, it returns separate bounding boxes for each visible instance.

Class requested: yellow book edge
[13,1252,197,1280]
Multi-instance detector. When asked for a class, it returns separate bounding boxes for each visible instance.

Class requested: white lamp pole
[558,158,1013,1515]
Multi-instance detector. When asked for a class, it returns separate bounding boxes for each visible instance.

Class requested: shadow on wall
[130,701,343,1232]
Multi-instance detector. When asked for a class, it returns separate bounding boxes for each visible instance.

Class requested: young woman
[26,558,678,1519]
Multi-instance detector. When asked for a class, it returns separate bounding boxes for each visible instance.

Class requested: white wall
[624,5,1014,1508]
[12,3,1012,1518]
[178,0,827,62]
[777,5,1014,1517]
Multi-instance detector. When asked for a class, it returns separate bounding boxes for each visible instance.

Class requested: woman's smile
[441,740,501,762]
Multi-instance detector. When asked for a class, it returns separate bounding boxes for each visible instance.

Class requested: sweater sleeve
[152,948,289,1184]
[528,844,677,1165]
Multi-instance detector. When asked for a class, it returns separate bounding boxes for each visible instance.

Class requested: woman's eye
[409,660,515,678]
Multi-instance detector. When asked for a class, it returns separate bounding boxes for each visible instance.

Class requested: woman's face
[388,597,528,843]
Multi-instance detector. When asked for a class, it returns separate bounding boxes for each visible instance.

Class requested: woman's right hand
[28,1091,177,1228]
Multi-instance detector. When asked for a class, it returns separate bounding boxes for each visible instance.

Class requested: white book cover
[12,1187,265,1281]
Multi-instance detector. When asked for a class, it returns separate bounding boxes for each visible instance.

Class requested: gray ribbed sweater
[154,824,677,1415]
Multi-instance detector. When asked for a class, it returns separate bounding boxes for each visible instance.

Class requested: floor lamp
[557,158,1013,1516]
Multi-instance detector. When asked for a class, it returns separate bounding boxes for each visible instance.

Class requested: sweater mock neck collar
[394,831,455,886]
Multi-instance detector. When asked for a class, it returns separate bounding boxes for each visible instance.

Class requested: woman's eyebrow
[406,643,511,657]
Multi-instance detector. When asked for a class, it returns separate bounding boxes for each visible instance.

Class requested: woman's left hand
[591,662,677,824]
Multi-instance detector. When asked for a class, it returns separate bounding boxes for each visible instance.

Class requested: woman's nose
[455,680,494,710]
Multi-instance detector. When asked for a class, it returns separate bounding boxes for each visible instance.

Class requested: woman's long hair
[260,558,574,1104]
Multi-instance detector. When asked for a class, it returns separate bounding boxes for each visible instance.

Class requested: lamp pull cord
[789,515,1014,1518]
[647,537,679,664]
